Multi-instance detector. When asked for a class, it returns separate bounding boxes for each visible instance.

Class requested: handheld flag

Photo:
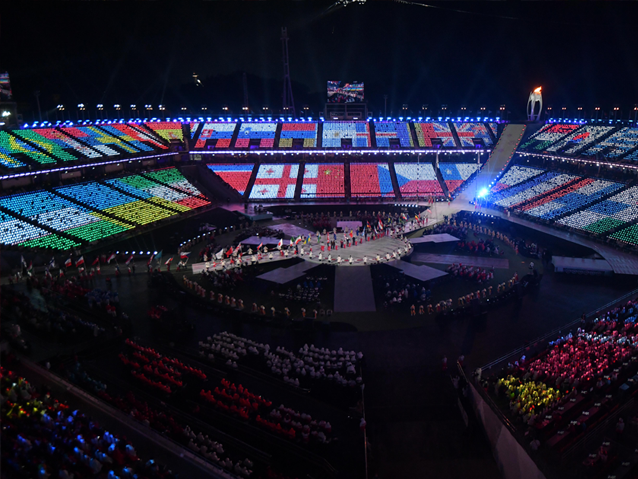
[76,256,85,267]
[378,220,384,231]
[147,253,155,265]
[65,257,73,268]
[107,253,117,264]
[155,250,163,261]
[165,257,173,265]
[91,257,100,266]
[225,246,233,257]
[180,252,191,260]
[27,261,33,274]
[48,257,56,269]
[277,239,283,249]
[21,255,27,268]
[289,238,294,247]
[125,254,134,265]
[257,242,263,251]
[294,236,302,245]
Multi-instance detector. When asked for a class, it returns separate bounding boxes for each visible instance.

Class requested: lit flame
[533,86,542,94]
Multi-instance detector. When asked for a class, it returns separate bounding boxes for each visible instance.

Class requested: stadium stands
[452,123,493,147]
[143,167,209,205]
[394,163,443,197]
[490,165,545,193]
[350,163,394,197]
[0,190,132,246]
[97,125,155,152]
[373,121,413,148]
[279,122,318,148]
[547,125,615,154]
[13,129,86,162]
[0,131,54,166]
[106,176,193,212]
[207,164,254,196]
[235,122,277,148]
[519,123,581,151]
[609,224,638,245]
[557,186,638,235]
[189,121,200,139]
[322,121,370,148]
[581,127,638,160]
[61,127,134,156]
[300,163,345,198]
[439,163,480,193]
[524,179,624,220]
[194,122,237,149]
[413,122,456,147]
[104,124,168,150]
[0,208,79,249]
[144,121,184,142]
[489,122,499,138]
[490,172,578,208]
[249,164,299,199]
[27,128,103,158]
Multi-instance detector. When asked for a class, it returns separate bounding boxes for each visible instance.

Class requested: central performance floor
[411,253,510,269]
[334,266,376,312]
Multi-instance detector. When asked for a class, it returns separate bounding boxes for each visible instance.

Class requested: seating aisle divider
[388,161,402,199]
[435,161,450,198]
[344,162,352,200]
[456,124,526,203]
[294,161,306,201]
[244,163,260,200]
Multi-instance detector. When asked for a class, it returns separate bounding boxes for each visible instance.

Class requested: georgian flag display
[249,164,299,199]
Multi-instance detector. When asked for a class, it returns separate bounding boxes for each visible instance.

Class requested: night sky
[3,1,638,120]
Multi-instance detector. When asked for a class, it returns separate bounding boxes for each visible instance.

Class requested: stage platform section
[411,253,509,269]
[237,235,281,247]
[256,261,317,284]
[334,266,376,312]
[411,234,459,244]
[273,223,314,237]
[238,211,274,221]
[387,260,448,282]
[553,256,613,274]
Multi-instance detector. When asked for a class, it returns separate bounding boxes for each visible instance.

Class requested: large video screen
[327,81,364,103]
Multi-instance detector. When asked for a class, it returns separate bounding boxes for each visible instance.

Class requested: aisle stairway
[456,123,526,202]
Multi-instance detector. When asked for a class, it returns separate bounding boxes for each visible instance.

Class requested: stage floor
[334,266,376,312]
[411,253,510,269]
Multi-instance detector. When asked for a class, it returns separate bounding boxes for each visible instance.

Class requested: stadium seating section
[61,127,134,156]
[300,163,345,198]
[322,122,370,148]
[1,168,210,250]
[609,224,638,245]
[490,171,578,208]
[582,127,638,160]
[13,129,84,162]
[142,168,210,208]
[350,163,394,197]
[195,122,237,149]
[144,121,184,142]
[557,186,638,235]
[524,179,624,220]
[439,163,480,193]
[547,125,615,154]
[490,165,545,193]
[452,123,493,147]
[394,163,443,197]
[249,164,299,199]
[520,124,581,151]
[414,122,456,147]
[373,122,413,148]
[0,131,54,166]
[189,121,200,139]
[29,128,103,158]
[279,122,318,148]
[235,122,277,148]
[97,125,154,152]
[207,164,255,196]
[106,124,168,150]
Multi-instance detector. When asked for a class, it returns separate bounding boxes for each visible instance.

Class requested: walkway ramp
[387,260,448,282]
[334,266,376,312]
[457,124,526,201]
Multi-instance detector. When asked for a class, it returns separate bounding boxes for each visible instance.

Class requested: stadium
[2,2,638,479]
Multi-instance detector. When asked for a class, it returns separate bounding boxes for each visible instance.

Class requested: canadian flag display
[249,164,298,199]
